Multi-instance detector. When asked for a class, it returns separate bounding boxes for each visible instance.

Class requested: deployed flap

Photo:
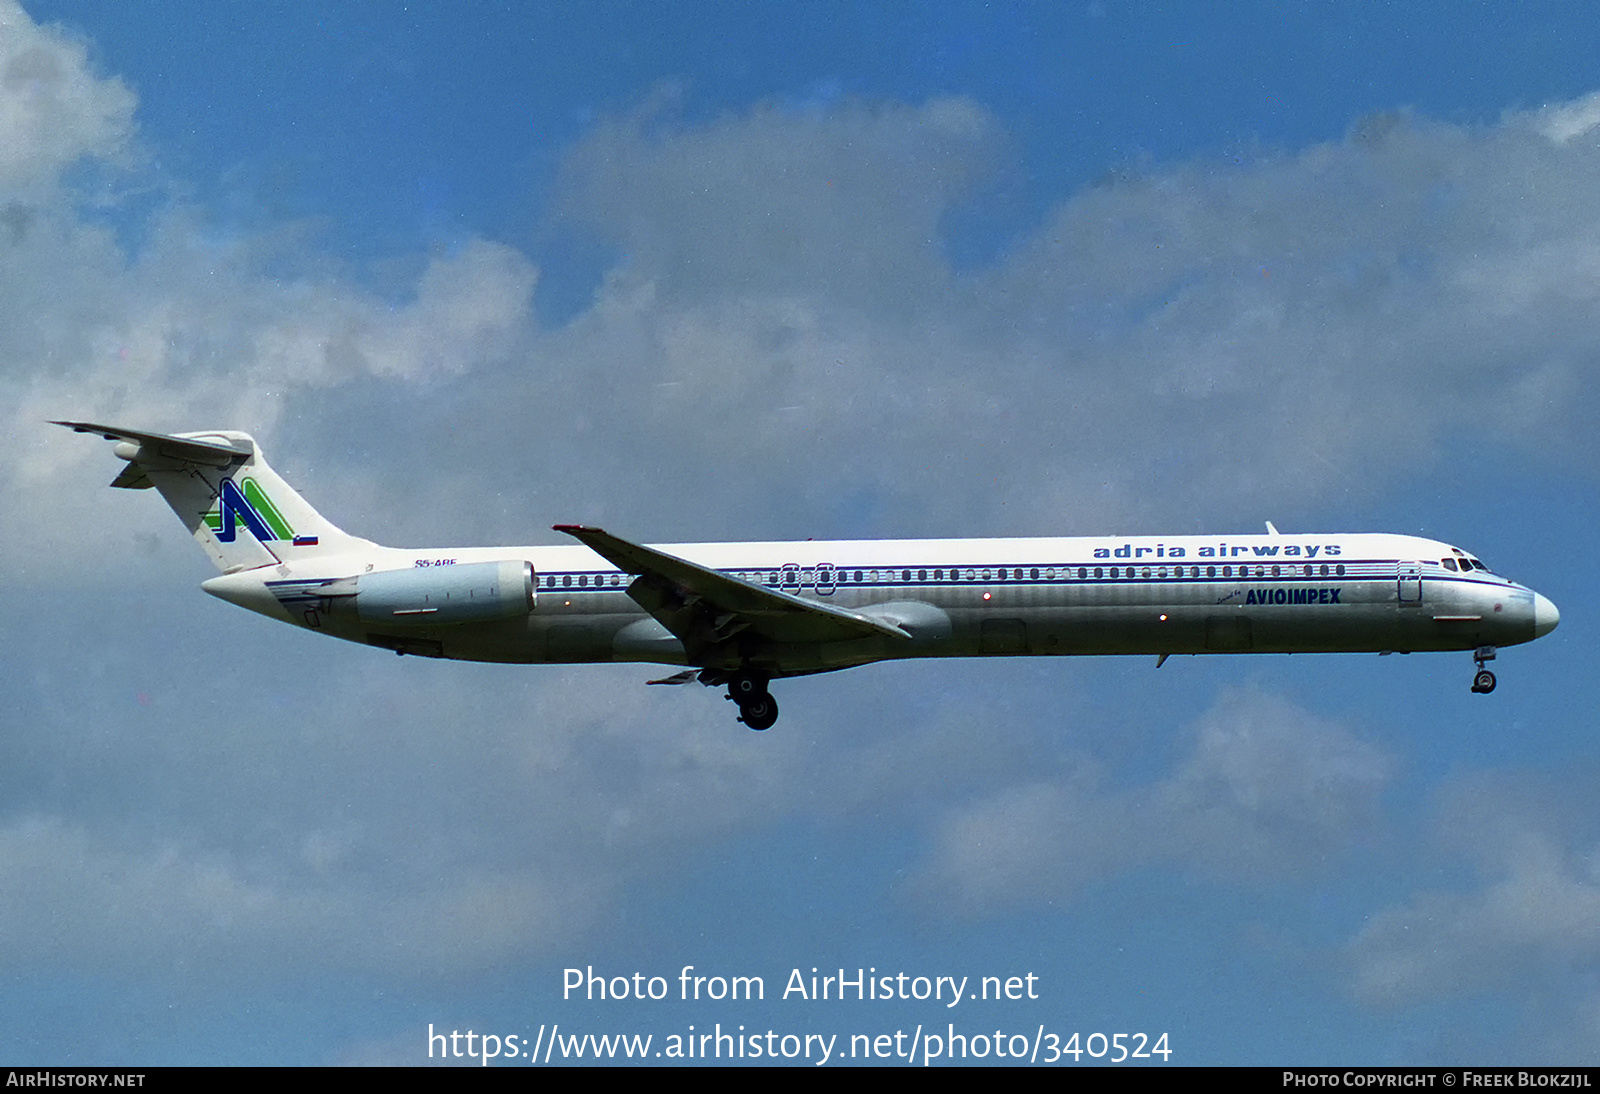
[553,524,910,659]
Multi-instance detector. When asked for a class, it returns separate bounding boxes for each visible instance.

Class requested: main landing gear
[726,673,779,731]
[1470,645,1497,694]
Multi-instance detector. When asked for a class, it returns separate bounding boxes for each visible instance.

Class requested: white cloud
[0,0,134,196]
[1348,773,1600,1011]
[1532,90,1600,145]
[520,92,1600,545]
[0,814,605,977]
[911,687,1393,914]
[6,221,536,572]
[555,95,1001,307]
[19,76,1600,573]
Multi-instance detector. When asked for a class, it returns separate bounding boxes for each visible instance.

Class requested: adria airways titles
[58,422,1559,729]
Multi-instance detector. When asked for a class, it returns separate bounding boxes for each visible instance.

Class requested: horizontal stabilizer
[53,420,254,465]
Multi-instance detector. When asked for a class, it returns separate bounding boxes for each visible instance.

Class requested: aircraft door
[1398,563,1422,606]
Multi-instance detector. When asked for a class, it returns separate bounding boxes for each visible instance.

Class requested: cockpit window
[1441,558,1458,571]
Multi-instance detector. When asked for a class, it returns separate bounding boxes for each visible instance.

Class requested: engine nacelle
[356,560,535,626]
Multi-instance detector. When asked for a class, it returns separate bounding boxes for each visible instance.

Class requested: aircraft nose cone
[1533,592,1560,639]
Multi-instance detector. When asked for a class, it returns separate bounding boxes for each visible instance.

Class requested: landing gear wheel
[727,674,766,702]
[1471,645,1498,694]
[737,693,779,731]
[725,673,778,730]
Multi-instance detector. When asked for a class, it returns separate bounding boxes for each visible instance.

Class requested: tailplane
[55,421,372,573]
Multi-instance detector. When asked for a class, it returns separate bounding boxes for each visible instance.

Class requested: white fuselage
[203,531,1559,677]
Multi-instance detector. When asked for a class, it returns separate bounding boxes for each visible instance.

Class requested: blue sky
[3,0,1598,1066]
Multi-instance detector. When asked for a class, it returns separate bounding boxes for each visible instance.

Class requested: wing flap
[553,524,910,655]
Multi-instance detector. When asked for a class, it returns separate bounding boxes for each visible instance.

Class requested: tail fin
[55,421,372,573]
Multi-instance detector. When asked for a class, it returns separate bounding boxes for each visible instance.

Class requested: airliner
[58,422,1559,730]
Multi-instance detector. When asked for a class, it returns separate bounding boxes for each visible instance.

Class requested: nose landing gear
[726,673,779,730]
[1470,645,1497,694]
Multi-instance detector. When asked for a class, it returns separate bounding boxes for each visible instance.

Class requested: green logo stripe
[200,476,295,540]
[243,478,294,539]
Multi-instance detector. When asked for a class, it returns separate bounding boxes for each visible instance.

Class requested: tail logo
[206,477,294,543]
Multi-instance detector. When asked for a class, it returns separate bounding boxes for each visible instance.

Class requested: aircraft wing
[554,524,911,658]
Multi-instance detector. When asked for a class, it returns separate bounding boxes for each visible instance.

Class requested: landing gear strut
[726,673,779,730]
[1470,645,1497,694]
